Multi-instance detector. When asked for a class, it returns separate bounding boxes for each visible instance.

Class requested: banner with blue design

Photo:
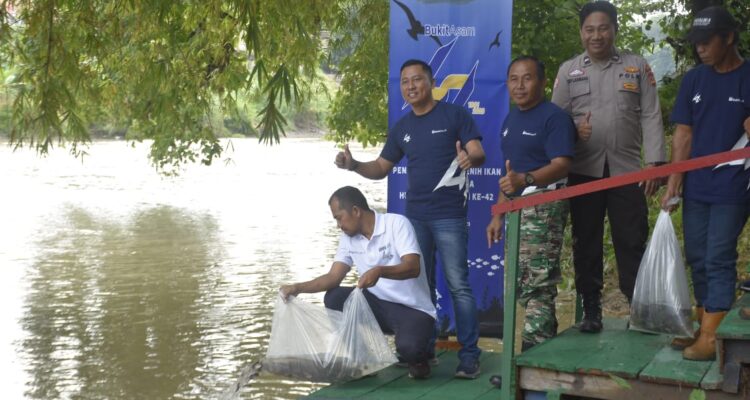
[388,0,512,337]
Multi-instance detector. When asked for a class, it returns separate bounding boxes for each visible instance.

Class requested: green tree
[327,0,661,146]
[1,0,338,171]
[649,0,749,134]
[4,0,744,170]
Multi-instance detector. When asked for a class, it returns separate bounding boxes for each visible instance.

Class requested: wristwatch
[524,172,535,187]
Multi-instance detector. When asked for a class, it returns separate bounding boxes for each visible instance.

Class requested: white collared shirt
[334,212,436,319]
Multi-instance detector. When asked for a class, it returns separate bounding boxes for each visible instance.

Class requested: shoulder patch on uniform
[645,63,656,86]
[554,77,559,89]
[569,69,585,77]
[624,66,639,73]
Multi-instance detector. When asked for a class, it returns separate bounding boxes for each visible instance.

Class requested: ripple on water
[1,139,385,399]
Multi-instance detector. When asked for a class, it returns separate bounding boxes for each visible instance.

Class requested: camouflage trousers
[518,198,569,345]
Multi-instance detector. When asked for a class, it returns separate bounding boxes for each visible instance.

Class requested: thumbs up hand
[456,141,472,170]
[576,111,592,141]
[499,160,526,194]
[334,143,357,171]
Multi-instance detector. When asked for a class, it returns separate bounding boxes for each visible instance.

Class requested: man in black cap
[662,5,750,361]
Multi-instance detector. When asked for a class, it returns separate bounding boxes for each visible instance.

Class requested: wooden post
[500,210,521,400]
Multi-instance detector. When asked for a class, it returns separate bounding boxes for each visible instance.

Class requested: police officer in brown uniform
[551,1,666,333]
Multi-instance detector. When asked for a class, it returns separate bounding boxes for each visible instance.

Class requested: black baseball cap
[686,6,738,44]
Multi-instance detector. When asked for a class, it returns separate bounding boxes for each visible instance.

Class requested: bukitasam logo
[392,0,484,115]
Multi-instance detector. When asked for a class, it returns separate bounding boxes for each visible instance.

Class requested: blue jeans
[408,217,481,362]
[683,199,749,312]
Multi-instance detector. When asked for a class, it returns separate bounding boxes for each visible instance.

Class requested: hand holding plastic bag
[263,288,397,382]
[630,210,694,337]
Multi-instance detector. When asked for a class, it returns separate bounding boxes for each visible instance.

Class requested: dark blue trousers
[324,287,434,364]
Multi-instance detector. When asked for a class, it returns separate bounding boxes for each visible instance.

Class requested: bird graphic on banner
[488,30,502,51]
[392,0,442,46]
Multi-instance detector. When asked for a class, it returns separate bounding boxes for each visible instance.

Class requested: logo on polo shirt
[728,97,744,103]
[502,128,508,137]
[378,244,393,259]
[692,93,702,104]
[431,129,448,134]
[522,130,537,136]
[404,134,411,143]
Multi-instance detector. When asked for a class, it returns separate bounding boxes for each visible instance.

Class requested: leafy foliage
[326,0,660,145]
[649,0,750,135]
[1,0,337,171]
[325,0,389,148]
[2,0,748,171]
[689,388,707,400]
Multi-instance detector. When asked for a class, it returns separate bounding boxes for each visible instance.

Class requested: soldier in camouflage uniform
[487,56,576,350]
[518,200,569,345]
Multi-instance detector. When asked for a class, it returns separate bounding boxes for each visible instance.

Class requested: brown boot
[683,311,727,361]
[671,307,704,350]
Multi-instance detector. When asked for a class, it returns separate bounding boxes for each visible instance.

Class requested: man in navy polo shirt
[334,59,485,379]
[487,56,576,350]
[662,6,750,361]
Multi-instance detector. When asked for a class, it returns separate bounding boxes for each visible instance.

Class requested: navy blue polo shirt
[500,101,576,197]
[381,101,482,220]
[671,60,750,204]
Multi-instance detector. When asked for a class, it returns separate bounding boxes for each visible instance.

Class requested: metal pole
[500,210,521,400]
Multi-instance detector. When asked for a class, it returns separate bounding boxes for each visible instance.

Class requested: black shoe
[580,293,603,333]
[521,341,536,351]
[580,318,603,333]
[396,354,438,368]
[408,362,431,379]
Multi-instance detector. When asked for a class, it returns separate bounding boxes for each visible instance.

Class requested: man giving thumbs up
[487,56,575,350]
[334,59,486,379]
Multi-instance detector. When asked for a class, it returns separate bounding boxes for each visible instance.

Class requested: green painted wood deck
[639,347,714,387]
[517,318,717,389]
[304,350,504,399]
[305,310,749,399]
[717,293,750,340]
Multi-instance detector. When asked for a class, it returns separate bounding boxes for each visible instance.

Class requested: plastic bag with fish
[263,288,397,382]
[630,210,694,337]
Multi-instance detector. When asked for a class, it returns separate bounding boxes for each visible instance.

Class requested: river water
[0,138,388,399]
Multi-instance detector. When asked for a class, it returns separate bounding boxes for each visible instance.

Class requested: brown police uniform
[551,49,666,302]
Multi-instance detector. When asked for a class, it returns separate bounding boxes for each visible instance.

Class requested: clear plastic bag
[263,288,397,382]
[630,210,694,337]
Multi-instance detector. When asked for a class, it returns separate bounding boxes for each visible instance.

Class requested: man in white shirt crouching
[280,186,436,379]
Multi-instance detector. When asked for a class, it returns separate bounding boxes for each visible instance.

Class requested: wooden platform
[717,293,750,394]
[305,316,748,399]
[515,318,747,399]
[304,350,504,400]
